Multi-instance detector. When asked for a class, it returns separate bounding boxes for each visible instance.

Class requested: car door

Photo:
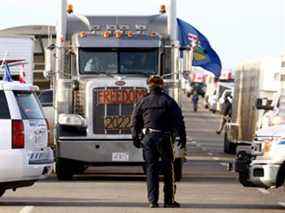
[0,90,15,180]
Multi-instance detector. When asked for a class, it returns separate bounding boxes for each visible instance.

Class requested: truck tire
[276,163,285,188]
[224,133,236,154]
[0,189,5,197]
[174,158,183,182]
[56,158,74,181]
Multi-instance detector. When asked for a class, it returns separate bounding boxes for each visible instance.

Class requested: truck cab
[47,5,186,180]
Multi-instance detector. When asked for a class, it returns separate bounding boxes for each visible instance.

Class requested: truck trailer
[45,0,188,180]
[0,36,33,83]
[224,57,280,154]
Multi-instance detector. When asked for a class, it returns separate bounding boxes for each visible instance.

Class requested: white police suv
[0,81,54,197]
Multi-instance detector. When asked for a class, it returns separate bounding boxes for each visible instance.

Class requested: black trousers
[142,132,175,204]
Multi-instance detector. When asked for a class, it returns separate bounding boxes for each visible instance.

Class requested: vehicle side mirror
[256,98,274,110]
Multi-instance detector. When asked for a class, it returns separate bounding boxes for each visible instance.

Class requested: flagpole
[1,52,8,67]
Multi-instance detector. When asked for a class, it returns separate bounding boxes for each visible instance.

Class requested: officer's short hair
[147,75,164,89]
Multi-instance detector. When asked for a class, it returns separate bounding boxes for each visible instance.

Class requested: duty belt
[143,128,171,135]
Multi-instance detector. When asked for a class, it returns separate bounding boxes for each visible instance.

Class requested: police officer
[131,75,186,208]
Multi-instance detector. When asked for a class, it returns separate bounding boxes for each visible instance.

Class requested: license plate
[104,116,131,130]
[112,152,129,161]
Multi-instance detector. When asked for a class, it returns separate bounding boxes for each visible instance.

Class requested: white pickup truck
[234,123,285,188]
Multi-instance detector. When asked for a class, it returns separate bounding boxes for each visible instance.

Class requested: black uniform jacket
[131,88,186,143]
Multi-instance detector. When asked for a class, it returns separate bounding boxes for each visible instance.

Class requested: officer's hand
[133,138,143,149]
[177,139,186,149]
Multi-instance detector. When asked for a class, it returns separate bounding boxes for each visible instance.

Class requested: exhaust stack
[55,0,73,116]
[168,0,177,42]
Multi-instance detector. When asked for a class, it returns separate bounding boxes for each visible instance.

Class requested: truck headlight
[58,114,86,127]
[271,116,285,126]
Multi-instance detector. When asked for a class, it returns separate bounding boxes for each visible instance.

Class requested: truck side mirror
[256,98,274,110]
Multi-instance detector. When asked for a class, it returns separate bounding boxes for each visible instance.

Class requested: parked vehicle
[0,81,54,198]
[225,57,280,154]
[233,123,285,188]
[232,55,285,189]
[44,0,187,181]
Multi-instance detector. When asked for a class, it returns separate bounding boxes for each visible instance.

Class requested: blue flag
[177,19,222,77]
[3,64,13,82]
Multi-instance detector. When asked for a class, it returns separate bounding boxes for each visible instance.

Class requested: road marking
[278,202,285,208]
[19,206,34,213]
[257,188,270,194]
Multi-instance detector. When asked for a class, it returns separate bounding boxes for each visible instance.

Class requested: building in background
[0,25,56,89]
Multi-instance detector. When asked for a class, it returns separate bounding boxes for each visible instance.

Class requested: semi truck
[45,0,188,180]
[224,57,280,154]
[232,55,285,188]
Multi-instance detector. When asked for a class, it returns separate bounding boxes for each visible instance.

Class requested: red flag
[19,64,26,83]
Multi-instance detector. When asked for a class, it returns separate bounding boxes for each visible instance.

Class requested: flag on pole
[3,63,13,82]
[19,64,26,83]
[177,19,222,77]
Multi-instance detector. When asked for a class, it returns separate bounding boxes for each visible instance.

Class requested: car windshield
[79,48,158,75]
[14,91,44,119]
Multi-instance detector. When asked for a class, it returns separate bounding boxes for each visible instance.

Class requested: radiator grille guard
[93,87,147,134]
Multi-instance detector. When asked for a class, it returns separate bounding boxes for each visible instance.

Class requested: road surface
[1,95,285,213]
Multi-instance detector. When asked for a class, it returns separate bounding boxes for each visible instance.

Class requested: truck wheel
[56,158,74,181]
[224,133,236,154]
[276,163,285,188]
[174,158,183,182]
[0,189,5,197]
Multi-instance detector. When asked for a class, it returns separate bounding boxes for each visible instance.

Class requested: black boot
[164,201,181,208]
[149,203,159,208]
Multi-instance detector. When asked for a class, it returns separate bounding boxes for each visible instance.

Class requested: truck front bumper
[247,163,280,188]
[57,138,144,163]
[234,153,281,188]
[57,137,186,164]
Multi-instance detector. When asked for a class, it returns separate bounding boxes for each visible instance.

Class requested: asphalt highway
[1,95,285,213]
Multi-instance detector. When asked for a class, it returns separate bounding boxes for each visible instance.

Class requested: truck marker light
[263,141,272,160]
[103,31,111,38]
[150,32,158,38]
[67,4,74,14]
[115,31,123,39]
[80,32,87,38]
[127,31,134,38]
[160,5,166,14]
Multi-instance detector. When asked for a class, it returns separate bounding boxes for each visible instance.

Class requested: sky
[0,0,284,70]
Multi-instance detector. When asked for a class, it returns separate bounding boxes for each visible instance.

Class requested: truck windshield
[79,48,158,75]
